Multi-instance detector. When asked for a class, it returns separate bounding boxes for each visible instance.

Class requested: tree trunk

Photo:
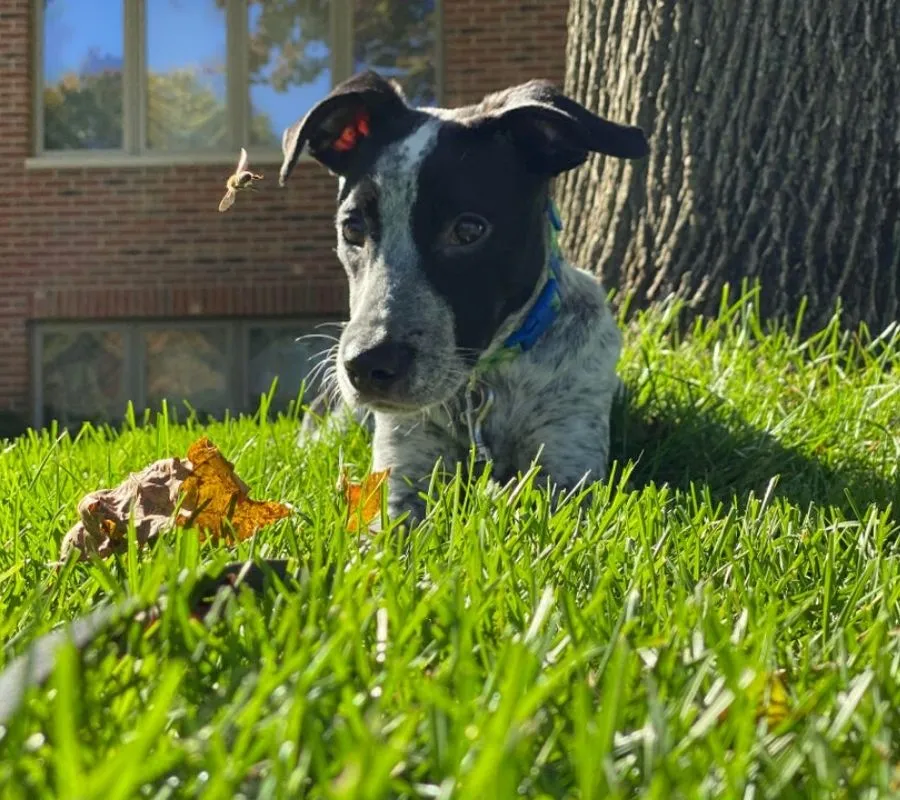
[557,0,900,332]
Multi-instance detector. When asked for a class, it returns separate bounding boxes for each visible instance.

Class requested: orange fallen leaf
[59,437,291,562]
[177,437,291,544]
[341,468,390,532]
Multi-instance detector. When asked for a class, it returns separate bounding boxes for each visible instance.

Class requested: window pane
[41,330,126,427]
[247,325,331,413]
[247,0,331,148]
[354,0,437,106]
[42,0,124,151]
[144,329,231,418]
[146,1,228,151]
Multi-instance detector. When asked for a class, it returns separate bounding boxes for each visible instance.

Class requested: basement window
[32,318,336,430]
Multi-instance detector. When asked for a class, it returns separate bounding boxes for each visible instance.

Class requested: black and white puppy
[280,71,648,523]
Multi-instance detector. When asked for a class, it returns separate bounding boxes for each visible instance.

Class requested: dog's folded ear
[473,80,649,176]
[279,71,409,185]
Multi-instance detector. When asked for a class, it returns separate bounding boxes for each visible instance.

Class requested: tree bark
[557,0,900,332]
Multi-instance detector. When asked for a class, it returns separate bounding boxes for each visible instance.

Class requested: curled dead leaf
[59,437,291,562]
[59,457,193,562]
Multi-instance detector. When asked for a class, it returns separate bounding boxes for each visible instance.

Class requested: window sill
[24,149,306,170]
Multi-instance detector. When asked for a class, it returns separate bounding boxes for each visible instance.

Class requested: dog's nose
[343,340,414,395]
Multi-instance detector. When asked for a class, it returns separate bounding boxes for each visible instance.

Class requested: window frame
[28,0,443,169]
[31,316,341,428]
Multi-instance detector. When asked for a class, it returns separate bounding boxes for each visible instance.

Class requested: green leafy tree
[147,69,275,151]
[244,0,331,90]
[354,0,436,104]
[44,59,274,152]
[43,69,123,150]
[147,69,230,151]
[234,0,437,104]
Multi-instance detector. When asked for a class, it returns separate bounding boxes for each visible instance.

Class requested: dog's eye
[341,212,367,247]
[448,214,489,248]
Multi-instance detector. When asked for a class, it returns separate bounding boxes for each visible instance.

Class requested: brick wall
[0,0,568,423]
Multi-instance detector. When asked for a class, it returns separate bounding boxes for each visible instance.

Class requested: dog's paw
[386,494,426,530]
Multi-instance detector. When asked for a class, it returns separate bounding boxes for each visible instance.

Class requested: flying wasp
[218,147,263,212]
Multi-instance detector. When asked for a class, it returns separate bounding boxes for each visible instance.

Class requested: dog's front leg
[384,476,428,527]
[523,404,615,509]
[371,415,452,527]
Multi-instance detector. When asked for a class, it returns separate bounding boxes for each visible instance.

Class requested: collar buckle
[464,382,495,464]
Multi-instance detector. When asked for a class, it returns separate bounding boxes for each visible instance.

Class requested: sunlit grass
[1,289,899,799]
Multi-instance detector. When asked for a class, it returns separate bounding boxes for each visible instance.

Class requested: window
[145,3,230,152]
[144,327,233,417]
[38,328,128,428]
[247,0,333,149]
[353,0,438,107]
[32,318,337,429]
[247,324,333,412]
[35,0,441,162]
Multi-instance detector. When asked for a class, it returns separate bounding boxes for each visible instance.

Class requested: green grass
[1,289,899,799]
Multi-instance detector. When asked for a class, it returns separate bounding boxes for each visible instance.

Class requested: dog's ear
[473,80,649,176]
[279,71,409,185]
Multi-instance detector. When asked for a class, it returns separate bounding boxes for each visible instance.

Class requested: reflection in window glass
[247,0,332,148]
[146,1,228,150]
[42,330,126,427]
[144,329,230,418]
[354,0,437,106]
[247,326,330,412]
[43,0,124,150]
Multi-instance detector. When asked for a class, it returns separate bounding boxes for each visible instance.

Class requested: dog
[280,71,649,524]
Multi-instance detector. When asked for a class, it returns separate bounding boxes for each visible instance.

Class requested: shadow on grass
[609,392,899,520]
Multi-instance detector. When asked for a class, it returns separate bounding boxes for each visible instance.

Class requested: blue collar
[463,200,564,459]
[500,200,564,354]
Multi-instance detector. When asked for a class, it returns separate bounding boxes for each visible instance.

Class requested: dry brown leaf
[59,457,193,562]
[59,437,291,562]
[341,468,390,532]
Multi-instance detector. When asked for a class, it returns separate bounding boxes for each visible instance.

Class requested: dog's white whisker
[308,345,339,363]
[296,333,340,345]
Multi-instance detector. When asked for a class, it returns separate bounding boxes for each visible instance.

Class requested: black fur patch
[410,122,549,356]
